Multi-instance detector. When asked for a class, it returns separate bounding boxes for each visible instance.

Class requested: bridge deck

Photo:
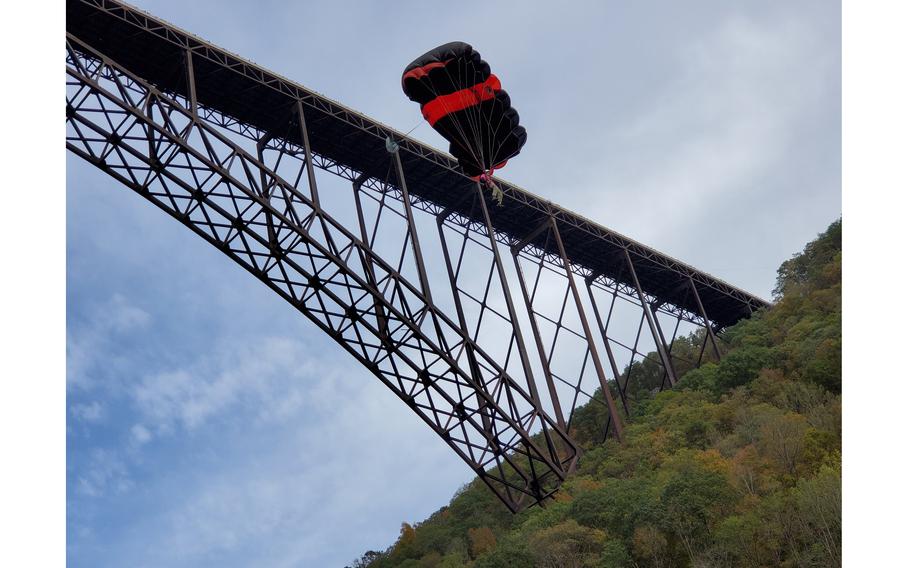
[67,0,769,328]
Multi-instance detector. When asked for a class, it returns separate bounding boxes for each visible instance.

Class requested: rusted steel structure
[66,0,769,512]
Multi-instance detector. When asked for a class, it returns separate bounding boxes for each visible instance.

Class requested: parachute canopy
[402,42,527,179]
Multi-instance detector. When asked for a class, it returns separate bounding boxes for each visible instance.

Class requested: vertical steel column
[584,277,630,416]
[550,219,624,440]
[295,100,321,207]
[474,184,545,410]
[689,277,722,360]
[624,249,678,387]
[649,301,679,390]
[184,49,197,118]
[351,173,389,339]
[255,132,278,247]
[470,185,571,465]
[390,148,434,305]
[511,220,568,432]
[434,190,497,437]
[144,98,159,171]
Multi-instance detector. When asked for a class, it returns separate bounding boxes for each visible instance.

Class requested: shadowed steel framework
[66,0,770,512]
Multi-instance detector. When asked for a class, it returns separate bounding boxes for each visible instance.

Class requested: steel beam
[391,146,434,308]
[584,277,630,416]
[510,220,568,431]
[65,38,575,511]
[67,0,770,331]
[689,277,722,360]
[624,249,678,387]
[649,301,680,390]
[296,100,322,208]
[351,173,390,340]
[550,220,624,441]
[473,185,575,466]
[184,49,197,117]
[64,0,771,511]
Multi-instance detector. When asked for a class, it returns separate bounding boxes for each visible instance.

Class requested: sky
[66,1,841,566]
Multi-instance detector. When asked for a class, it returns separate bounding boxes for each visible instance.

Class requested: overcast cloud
[67,1,840,566]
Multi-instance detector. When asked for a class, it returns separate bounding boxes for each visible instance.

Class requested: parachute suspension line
[402,119,424,138]
[469,55,508,177]
[434,62,486,171]
[468,57,500,174]
[436,51,489,174]
[461,57,508,207]
[461,56,510,183]
[423,75,481,172]
[461,57,499,176]
[410,51,484,171]
[402,42,526,196]
[457,57,501,205]
[434,48,499,177]
[457,58,487,171]
[464,72,495,179]
[400,62,485,194]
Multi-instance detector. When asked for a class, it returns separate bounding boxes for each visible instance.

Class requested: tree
[528,520,606,568]
[793,465,841,565]
[568,478,657,540]
[467,526,497,559]
[351,219,841,568]
[774,219,841,299]
[714,345,773,391]
[388,522,418,562]
[730,444,771,496]
[473,536,535,568]
[598,539,632,568]
[631,525,669,568]
[759,412,809,477]
[346,550,384,568]
[658,452,735,562]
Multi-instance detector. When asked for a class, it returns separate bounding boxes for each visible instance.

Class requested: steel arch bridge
[66,0,769,512]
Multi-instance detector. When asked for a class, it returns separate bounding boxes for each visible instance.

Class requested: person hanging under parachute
[401,42,527,206]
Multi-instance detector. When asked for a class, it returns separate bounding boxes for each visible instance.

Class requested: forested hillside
[351,220,841,568]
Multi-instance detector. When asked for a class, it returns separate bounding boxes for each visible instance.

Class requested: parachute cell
[402,42,527,179]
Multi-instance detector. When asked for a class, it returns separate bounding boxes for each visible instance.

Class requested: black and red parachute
[402,42,527,180]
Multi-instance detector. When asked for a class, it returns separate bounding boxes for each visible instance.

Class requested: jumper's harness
[478,171,504,207]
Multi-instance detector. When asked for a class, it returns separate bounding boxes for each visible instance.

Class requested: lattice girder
[66,0,764,511]
[66,36,577,512]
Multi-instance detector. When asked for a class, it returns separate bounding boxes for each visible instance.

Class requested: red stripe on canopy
[401,60,449,84]
[421,74,502,126]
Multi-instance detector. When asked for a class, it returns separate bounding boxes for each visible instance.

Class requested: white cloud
[76,449,133,498]
[139,366,468,567]
[70,401,104,423]
[130,423,152,446]
[102,294,152,332]
[584,14,836,246]
[67,294,151,391]
[130,336,335,433]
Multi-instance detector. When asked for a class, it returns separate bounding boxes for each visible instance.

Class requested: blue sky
[66,1,840,566]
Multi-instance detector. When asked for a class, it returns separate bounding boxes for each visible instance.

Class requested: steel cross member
[510,217,625,442]
[549,219,624,441]
[689,277,722,360]
[583,276,631,417]
[65,36,576,512]
[65,0,764,509]
[624,249,679,387]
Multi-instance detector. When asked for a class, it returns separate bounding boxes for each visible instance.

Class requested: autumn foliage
[350,220,841,568]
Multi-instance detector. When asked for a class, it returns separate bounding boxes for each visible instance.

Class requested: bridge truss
[66,0,768,512]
